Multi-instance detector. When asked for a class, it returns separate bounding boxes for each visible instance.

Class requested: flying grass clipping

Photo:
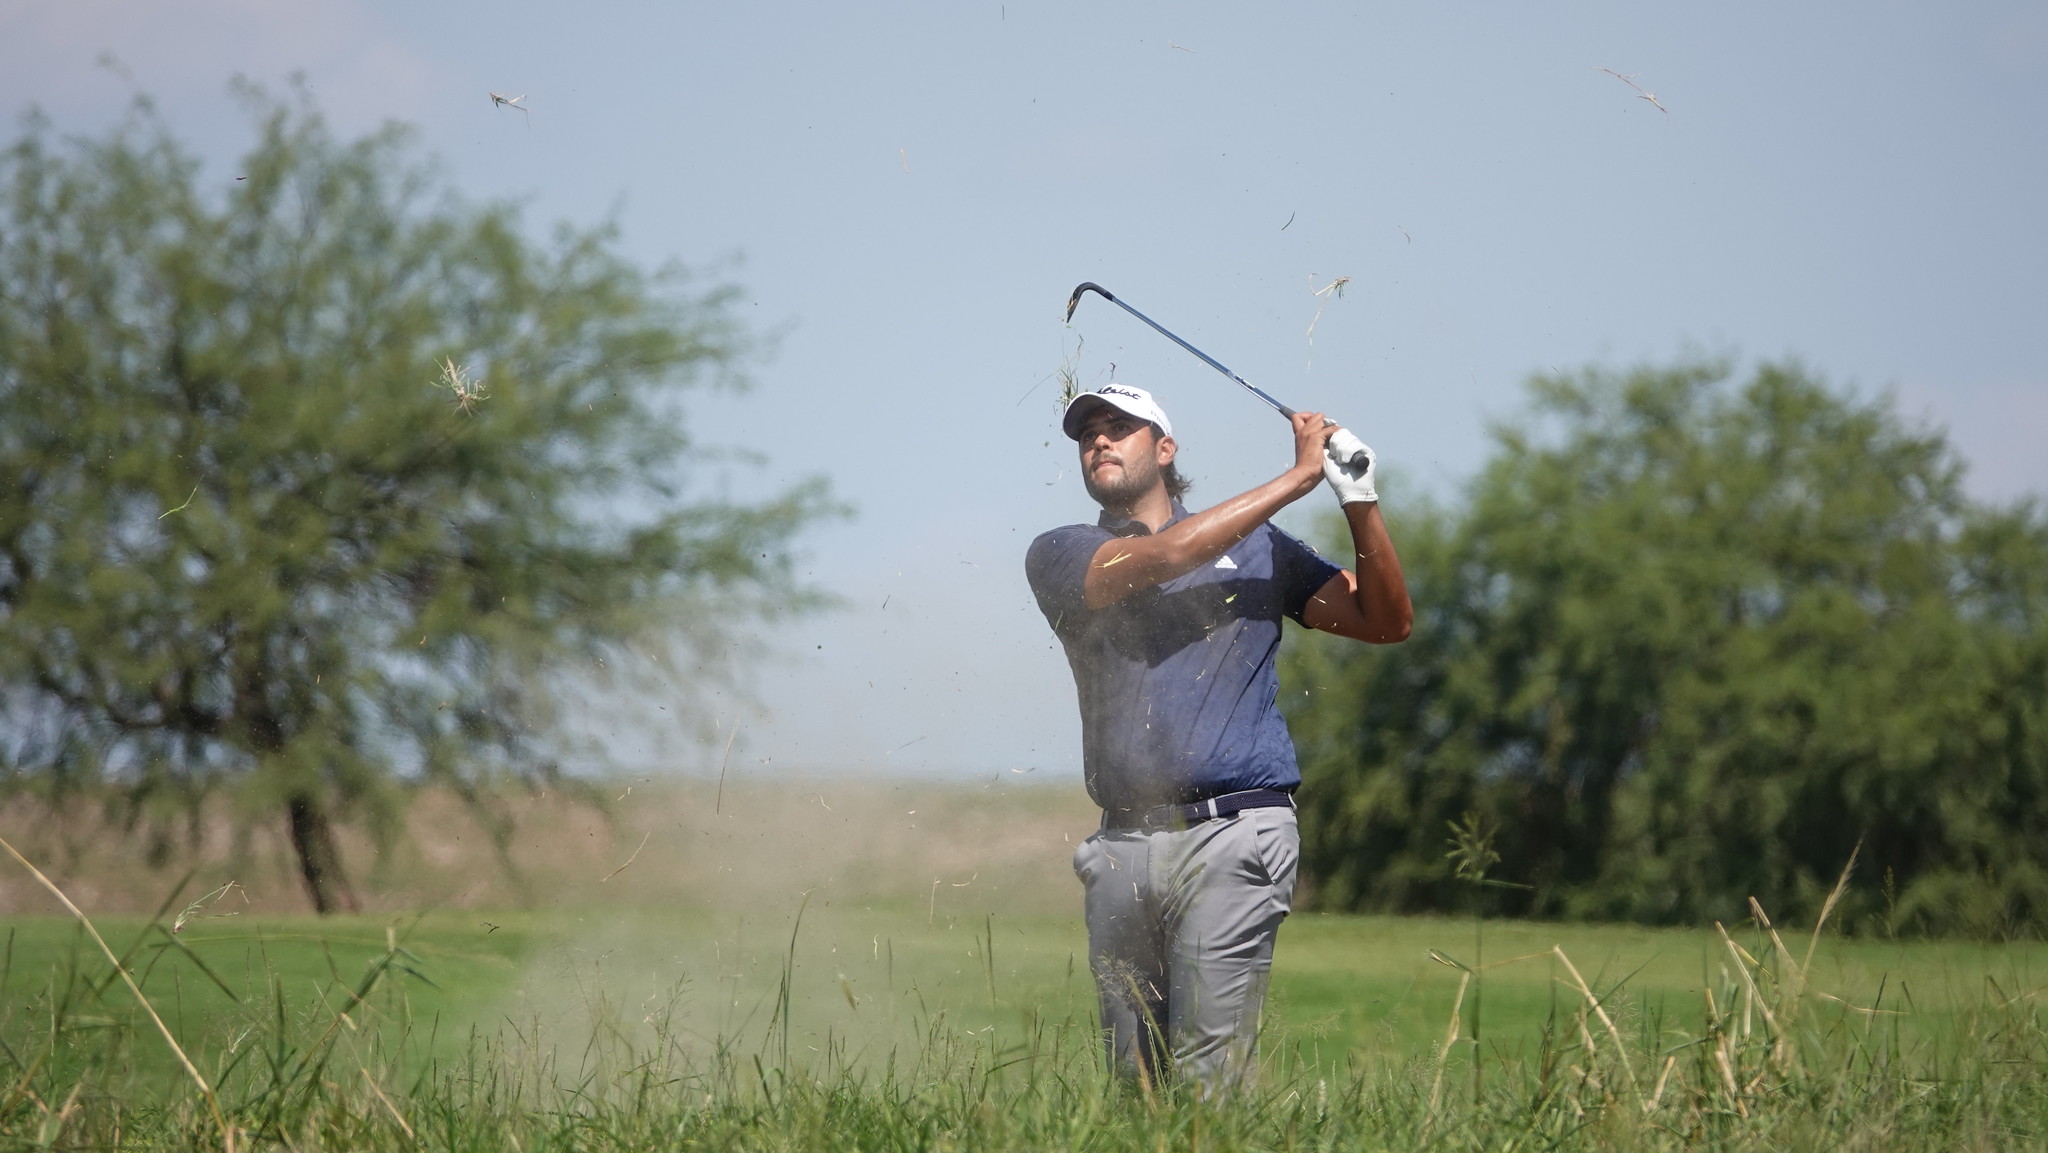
[1305,273,1351,369]
[437,356,489,415]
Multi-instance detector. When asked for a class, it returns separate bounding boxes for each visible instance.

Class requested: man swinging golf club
[1025,381,1411,1095]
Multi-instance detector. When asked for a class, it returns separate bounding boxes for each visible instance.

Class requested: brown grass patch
[0,777,1097,918]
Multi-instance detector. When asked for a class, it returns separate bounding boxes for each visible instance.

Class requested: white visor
[1061,383,1174,441]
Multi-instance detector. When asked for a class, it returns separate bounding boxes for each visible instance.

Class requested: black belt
[1103,788,1296,830]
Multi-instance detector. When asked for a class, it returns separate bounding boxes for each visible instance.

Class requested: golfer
[1025,383,1411,1094]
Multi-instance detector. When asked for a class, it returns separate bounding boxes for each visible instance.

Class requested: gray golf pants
[1072,805,1299,1094]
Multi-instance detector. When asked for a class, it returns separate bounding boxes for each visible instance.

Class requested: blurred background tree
[1285,359,2048,937]
[0,91,837,913]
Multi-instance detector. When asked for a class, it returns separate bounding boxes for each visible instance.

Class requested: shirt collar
[1097,500,1190,538]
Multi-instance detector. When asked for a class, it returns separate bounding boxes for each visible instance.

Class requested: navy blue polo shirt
[1025,502,1342,813]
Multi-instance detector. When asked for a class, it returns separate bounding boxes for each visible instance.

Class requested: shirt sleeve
[1025,524,1114,637]
[1268,525,1345,625]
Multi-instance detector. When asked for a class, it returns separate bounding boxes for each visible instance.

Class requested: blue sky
[5,0,2044,780]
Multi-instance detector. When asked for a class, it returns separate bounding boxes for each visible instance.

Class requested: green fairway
[1275,911,2048,1059]
[11,897,2048,1093]
[0,911,537,1098]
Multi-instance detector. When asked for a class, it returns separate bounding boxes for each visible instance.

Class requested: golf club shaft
[1067,283,1294,417]
[1064,282,1369,468]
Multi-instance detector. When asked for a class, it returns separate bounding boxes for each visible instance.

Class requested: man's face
[1076,407,1172,506]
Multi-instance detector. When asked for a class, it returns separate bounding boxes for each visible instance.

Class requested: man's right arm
[1082,412,1334,610]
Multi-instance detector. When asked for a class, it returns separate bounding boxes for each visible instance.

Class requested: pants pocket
[1248,809,1299,904]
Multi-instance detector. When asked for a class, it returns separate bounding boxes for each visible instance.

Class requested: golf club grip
[1302,419,1368,468]
[1322,420,1371,470]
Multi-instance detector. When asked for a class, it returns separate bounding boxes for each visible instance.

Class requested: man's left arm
[1300,501,1411,643]
[1299,433,1412,644]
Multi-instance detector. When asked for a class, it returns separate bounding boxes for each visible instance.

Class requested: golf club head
[1064,282,1112,323]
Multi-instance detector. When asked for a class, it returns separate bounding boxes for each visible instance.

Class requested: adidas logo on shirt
[1213,555,1238,570]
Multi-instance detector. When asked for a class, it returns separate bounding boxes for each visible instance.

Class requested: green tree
[1285,359,2048,935]
[0,93,835,913]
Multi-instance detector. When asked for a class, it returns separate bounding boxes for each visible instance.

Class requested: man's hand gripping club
[1321,428,1377,505]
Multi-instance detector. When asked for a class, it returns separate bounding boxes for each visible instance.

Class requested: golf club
[1064,282,1371,469]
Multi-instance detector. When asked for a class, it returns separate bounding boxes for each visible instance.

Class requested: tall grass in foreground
[5,869,2048,1147]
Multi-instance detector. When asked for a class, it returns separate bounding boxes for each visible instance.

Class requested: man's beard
[1083,452,1160,507]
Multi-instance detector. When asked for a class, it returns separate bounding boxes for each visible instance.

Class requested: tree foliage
[1285,360,2048,936]
[0,92,835,912]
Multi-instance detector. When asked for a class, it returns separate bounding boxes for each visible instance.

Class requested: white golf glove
[1321,428,1378,505]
